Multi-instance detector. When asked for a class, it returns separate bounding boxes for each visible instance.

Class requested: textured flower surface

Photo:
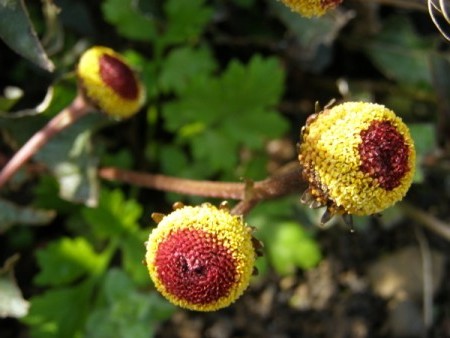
[279,0,343,17]
[145,203,256,311]
[298,102,416,218]
[77,46,145,118]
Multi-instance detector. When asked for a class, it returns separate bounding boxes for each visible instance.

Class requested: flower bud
[77,46,145,118]
[145,203,257,311]
[279,0,343,17]
[298,102,415,219]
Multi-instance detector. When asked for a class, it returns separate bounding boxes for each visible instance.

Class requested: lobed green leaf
[34,237,106,287]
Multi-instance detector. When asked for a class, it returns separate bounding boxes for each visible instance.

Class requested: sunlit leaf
[248,198,322,275]
[34,237,106,287]
[267,221,322,275]
[82,189,142,239]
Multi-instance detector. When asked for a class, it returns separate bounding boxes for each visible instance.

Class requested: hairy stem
[0,95,92,188]
[99,162,305,215]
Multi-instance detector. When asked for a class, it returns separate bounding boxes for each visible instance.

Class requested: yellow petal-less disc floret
[145,203,256,311]
[77,46,145,118]
[279,0,343,17]
[299,102,415,217]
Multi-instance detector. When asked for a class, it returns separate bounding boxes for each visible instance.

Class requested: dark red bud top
[99,54,139,100]
[359,120,410,191]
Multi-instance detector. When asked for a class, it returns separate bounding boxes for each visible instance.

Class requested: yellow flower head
[77,46,146,118]
[279,0,343,17]
[298,102,416,218]
[145,203,257,311]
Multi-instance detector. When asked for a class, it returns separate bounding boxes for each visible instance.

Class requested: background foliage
[0,0,449,337]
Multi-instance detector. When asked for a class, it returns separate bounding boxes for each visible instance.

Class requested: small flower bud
[145,203,257,311]
[298,102,416,218]
[279,0,343,17]
[76,46,145,118]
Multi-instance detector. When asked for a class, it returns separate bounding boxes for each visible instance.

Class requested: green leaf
[222,56,284,111]
[164,55,285,129]
[104,269,133,297]
[366,16,434,86]
[159,46,217,94]
[101,0,157,41]
[100,149,134,170]
[34,237,105,287]
[0,0,54,71]
[82,189,142,239]
[0,255,29,318]
[222,109,289,149]
[23,280,94,338]
[267,221,322,275]
[162,55,288,177]
[120,229,149,286]
[163,0,212,44]
[85,269,174,338]
[190,130,240,173]
[247,198,322,275]
[0,198,55,233]
[33,176,78,214]
[158,144,190,177]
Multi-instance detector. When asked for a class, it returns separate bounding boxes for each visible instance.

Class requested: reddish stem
[0,95,92,188]
[99,167,245,199]
[99,162,305,215]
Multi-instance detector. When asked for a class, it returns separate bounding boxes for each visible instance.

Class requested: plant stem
[99,162,305,215]
[99,167,246,199]
[0,94,92,189]
[400,202,450,241]
[413,226,433,330]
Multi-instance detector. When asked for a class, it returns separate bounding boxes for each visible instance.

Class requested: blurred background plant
[0,0,449,337]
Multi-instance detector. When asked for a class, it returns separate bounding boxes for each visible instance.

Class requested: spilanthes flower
[298,102,415,222]
[279,0,343,17]
[145,203,257,311]
[77,46,146,118]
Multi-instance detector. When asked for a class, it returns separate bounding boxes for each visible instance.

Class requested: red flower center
[155,229,237,305]
[359,120,410,190]
[99,54,138,100]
